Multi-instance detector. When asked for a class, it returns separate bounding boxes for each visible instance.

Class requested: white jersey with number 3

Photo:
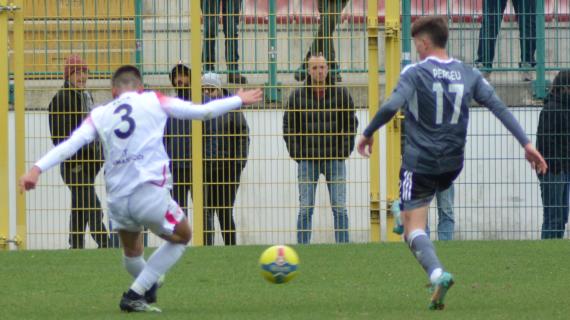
[90,91,172,200]
[35,90,243,202]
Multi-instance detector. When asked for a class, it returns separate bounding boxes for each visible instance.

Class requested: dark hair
[411,16,449,48]
[551,69,570,94]
[169,63,191,86]
[112,65,142,88]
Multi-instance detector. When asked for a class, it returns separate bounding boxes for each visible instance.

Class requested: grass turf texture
[0,241,568,319]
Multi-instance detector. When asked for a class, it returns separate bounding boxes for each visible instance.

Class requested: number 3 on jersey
[432,82,464,125]
[114,104,136,139]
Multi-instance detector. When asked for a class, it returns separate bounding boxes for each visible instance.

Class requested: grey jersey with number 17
[363,56,529,174]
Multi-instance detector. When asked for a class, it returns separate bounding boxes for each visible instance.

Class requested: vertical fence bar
[14,0,26,249]
[191,0,204,246]
[0,0,10,250]
[384,0,402,242]
[135,0,143,72]
[534,0,546,99]
[367,0,380,242]
[264,0,281,102]
[401,0,411,69]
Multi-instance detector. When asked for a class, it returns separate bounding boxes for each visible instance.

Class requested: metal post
[191,0,204,246]
[367,0,380,242]
[401,0,411,69]
[385,0,402,242]
[135,0,143,72]
[14,0,26,249]
[264,0,281,102]
[0,0,10,250]
[533,0,546,99]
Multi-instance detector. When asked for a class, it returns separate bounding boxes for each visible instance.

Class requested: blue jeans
[202,0,242,71]
[297,160,349,244]
[476,0,536,68]
[435,184,455,241]
[539,172,569,239]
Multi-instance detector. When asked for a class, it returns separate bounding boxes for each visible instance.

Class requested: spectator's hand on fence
[236,88,263,105]
[19,166,42,193]
[524,143,548,175]
[357,135,374,158]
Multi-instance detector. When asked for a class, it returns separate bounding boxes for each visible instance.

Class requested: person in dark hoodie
[536,70,570,239]
[166,63,193,216]
[283,54,358,244]
[201,72,250,245]
[48,54,109,248]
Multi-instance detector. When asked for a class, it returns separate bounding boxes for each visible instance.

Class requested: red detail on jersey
[150,165,168,187]
[165,211,178,225]
[154,91,171,109]
[278,246,285,258]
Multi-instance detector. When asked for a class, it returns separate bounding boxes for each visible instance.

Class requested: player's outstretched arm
[524,143,548,174]
[357,135,374,158]
[236,88,263,105]
[19,119,97,193]
[19,166,42,193]
[161,88,263,120]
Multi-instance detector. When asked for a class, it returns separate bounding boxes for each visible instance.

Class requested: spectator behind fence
[48,54,110,249]
[294,0,349,83]
[201,72,250,245]
[166,63,193,216]
[283,55,359,244]
[475,0,536,81]
[202,0,248,84]
[537,70,570,239]
[434,185,455,240]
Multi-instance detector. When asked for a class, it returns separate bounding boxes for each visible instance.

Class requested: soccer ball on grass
[259,245,299,284]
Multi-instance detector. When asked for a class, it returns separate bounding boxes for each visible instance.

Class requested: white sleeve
[35,117,98,172]
[156,92,243,120]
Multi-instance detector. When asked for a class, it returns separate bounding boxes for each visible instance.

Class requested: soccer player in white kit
[19,65,263,312]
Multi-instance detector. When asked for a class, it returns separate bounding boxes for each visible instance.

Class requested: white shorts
[107,183,185,236]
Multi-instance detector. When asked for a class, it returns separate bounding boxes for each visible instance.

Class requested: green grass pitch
[0,241,569,319]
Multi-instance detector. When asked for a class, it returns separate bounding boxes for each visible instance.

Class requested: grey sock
[407,229,443,276]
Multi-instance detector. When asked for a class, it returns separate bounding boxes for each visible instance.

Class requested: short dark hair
[551,69,570,94]
[411,16,449,48]
[112,65,142,88]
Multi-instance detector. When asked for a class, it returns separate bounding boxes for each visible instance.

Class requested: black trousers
[60,160,109,249]
[301,0,350,70]
[171,165,193,216]
[204,161,245,246]
[476,0,536,68]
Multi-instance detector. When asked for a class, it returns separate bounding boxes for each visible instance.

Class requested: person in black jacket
[536,70,570,239]
[165,63,193,216]
[48,54,109,248]
[283,55,358,244]
[201,72,249,245]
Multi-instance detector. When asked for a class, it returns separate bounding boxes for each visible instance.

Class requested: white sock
[123,255,146,278]
[130,243,186,295]
[430,268,443,284]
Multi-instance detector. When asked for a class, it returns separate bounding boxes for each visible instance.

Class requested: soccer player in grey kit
[357,16,548,310]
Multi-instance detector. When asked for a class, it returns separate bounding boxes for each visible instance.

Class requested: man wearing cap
[166,63,193,216]
[201,72,250,245]
[48,54,110,249]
